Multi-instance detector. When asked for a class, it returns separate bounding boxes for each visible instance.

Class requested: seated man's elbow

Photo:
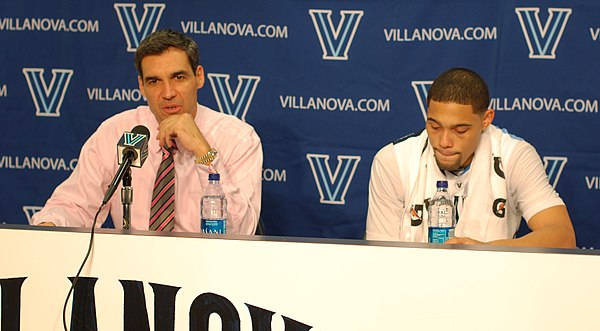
[561,226,577,249]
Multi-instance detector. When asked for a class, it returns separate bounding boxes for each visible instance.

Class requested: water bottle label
[201,219,226,234]
[428,227,455,243]
[434,205,453,226]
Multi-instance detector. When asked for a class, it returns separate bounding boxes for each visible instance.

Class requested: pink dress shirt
[31,104,262,234]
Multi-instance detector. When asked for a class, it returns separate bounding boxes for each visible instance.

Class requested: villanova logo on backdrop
[543,156,567,189]
[114,3,166,52]
[22,68,74,117]
[411,80,433,121]
[207,73,260,121]
[514,7,572,59]
[22,206,43,223]
[308,9,364,60]
[306,154,360,204]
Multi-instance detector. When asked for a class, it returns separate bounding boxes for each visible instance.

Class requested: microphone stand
[121,168,132,230]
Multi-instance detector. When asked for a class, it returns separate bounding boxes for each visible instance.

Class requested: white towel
[394,125,518,242]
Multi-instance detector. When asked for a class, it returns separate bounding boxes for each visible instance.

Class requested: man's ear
[138,76,146,98]
[195,65,205,89]
[482,108,495,128]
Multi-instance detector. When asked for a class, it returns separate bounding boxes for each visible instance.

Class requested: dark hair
[134,29,200,78]
[426,68,490,114]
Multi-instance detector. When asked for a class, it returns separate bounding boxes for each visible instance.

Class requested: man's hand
[444,206,576,248]
[445,236,484,245]
[156,113,211,158]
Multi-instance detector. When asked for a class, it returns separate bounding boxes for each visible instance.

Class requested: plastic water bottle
[200,173,227,234]
[427,180,456,243]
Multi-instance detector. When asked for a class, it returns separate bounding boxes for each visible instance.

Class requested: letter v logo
[306,154,361,204]
[207,74,261,121]
[411,81,433,121]
[22,68,73,117]
[543,156,568,188]
[124,132,145,146]
[309,9,364,60]
[514,7,572,59]
[114,3,166,52]
[22,206,43,223]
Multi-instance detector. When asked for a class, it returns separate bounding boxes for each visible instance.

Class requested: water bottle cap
[436,180,448,188]
[208,173,220,181]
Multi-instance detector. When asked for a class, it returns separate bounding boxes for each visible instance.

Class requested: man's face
[138,47,204,123]
[426,100,494,172]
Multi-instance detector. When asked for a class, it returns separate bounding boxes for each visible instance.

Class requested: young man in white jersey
[366,68,575,248]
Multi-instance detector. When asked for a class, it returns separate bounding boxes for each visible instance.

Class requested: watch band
[194,148,218,165]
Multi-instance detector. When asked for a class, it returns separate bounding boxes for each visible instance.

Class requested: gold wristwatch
[194,148,218,165]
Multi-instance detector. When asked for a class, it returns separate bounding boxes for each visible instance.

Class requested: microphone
[102,125,150,204]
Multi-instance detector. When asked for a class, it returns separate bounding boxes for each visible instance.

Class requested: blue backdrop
[1,0,598,248]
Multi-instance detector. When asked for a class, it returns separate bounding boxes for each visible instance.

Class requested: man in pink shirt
[31,29,263,234]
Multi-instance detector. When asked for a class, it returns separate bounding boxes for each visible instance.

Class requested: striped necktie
[149,145,175,231]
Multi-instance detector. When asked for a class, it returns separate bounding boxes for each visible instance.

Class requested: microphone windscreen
[117,125,150,168]
[132,125,150,139]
